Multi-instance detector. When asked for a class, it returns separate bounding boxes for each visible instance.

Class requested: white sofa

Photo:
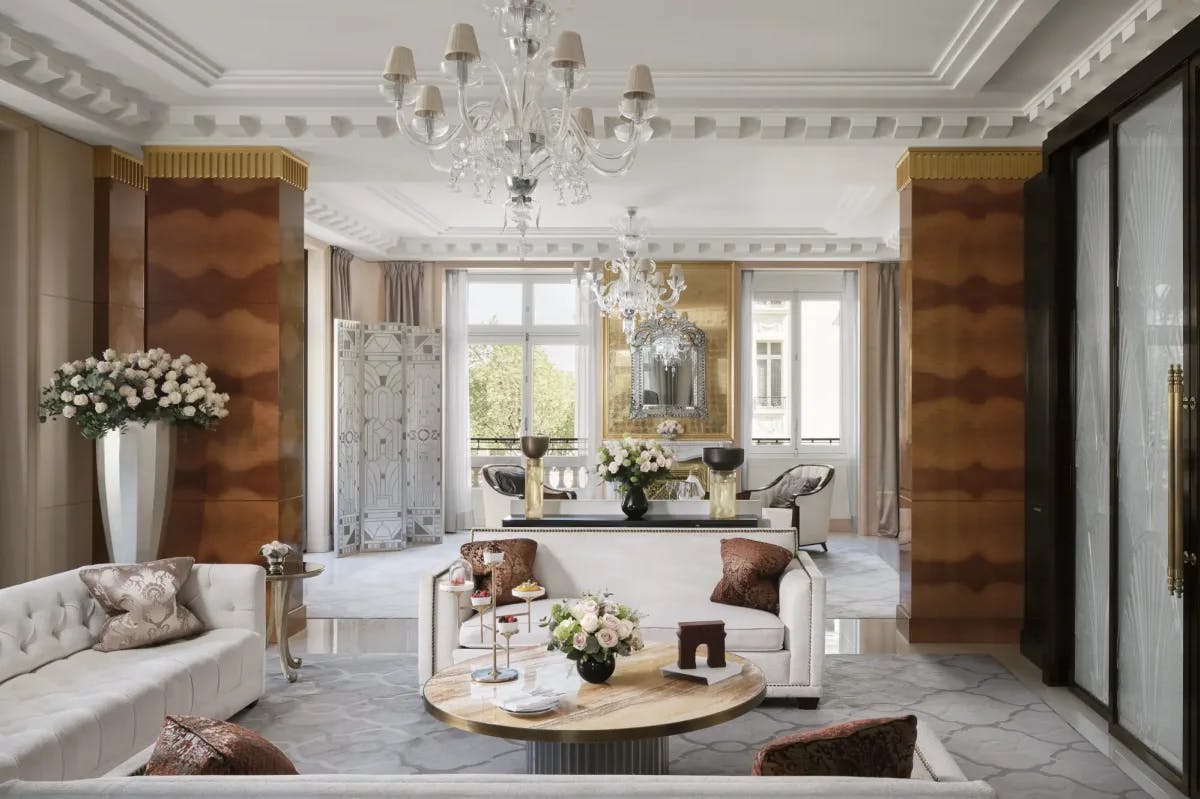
[0,563,266,782]
[420,527,825,702]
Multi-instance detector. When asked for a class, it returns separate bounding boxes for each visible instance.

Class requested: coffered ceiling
[1,0,1196,259]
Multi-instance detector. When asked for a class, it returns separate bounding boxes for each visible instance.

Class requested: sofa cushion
[460,596,784,652]
[0,628,259,781]
[79,558,204,652]
[711,538,793,614]
[0,570,107,684]
[460,539,537,605]
[752,715,918,778]
[145,716,296,776]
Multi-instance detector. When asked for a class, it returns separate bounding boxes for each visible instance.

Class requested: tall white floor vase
[96,421,177,563]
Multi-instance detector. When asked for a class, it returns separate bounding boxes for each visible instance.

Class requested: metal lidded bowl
[702,446,744,471]
[521,435,550,459]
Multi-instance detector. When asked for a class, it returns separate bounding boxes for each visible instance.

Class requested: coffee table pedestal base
[525,737,668,775]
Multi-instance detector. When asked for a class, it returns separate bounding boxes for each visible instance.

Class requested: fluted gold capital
[142,146,308,191]
[896,147,1041,191]
[93,146,147,191]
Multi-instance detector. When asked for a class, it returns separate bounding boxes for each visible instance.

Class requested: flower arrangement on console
[38,348,230,438]
[595,437,676,519]
[656,419,683,440]
[541,592,644,683]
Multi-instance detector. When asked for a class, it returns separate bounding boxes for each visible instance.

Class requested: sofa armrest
[777,552,825,690]
[762,507,793,530]
[914,723,968,782]
[180,564,266,640]
[419,567,468,687]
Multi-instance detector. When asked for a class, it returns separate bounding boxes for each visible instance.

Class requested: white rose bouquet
[595,437,675,491]
[655,419,683,439]
[541,592,644,667]
[39,348,230,439]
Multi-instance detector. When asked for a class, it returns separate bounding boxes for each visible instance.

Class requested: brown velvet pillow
[753,715,918,778]
[79,557,204,652]
[145,715,298,776]
[460,538,538,605]
[710,537,793,613]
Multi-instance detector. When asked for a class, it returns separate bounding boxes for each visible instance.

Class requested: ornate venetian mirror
[629,310,707,419]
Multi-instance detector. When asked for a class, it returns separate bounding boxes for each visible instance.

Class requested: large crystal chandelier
[583,208,686,340]
[379,1,658,248]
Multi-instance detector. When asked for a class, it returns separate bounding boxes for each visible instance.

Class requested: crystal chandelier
[648,309,702,371]
[379,1,659,249]
[582,208,686,340]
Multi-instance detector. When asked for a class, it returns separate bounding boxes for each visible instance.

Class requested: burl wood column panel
[897,149,1038,643]
[145,153,306,566]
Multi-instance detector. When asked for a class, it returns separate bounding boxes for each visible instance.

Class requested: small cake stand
[497,620,520,668]
[470,594,491,642]
[511,586,546,632]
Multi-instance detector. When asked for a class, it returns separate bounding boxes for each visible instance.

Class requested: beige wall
[348,256,386,323]
[0,107,96,586]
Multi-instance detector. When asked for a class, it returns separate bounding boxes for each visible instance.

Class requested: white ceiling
[1,0,1197,259]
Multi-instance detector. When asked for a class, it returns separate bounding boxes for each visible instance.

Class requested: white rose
[572,631,588,651]
[595,628,619,649]
[170,359,183,371]
[102,348,117,360]
[185,365,199,377]
[84,357,97,369]
[149,367,163,379]
[137,357,151,369]
[72,394,88,406]
[158,396,171,407]
[182,405,196,417]
[580,612,599,633]
[69,375,83,388]
[60,390,72,402]
[607,461,621,474]
[142,387,155,400]
[581,599,598,614]
[179,354,192,365]
[169,392,182,404]
[102,380,114,391]
[601,613,620,630]
[617,619,633,639]
[62,405,76,418]
[94,402,107,413]
[570,602,586,620]
[60,362,75,376]
[96,362,111,374]
[126,396,140,408]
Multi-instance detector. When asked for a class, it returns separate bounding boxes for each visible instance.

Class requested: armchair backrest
[748,464,835,508]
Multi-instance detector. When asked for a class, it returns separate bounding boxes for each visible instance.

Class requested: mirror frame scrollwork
[629,313,707,419]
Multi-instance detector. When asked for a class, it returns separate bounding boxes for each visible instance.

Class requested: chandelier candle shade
[521,435,550,520]
[380,2,658,250]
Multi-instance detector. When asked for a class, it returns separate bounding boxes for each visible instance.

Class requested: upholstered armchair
[739,464,835,550]
[479,464,577,527]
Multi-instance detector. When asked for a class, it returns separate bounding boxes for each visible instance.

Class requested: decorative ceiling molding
[1023,0,1200,126]
[66,0,224,88]
[305,195,403,259]
[0,17,164,138]
[157,108,1037,143]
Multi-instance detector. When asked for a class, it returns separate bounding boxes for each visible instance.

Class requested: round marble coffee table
[422,643,765,774]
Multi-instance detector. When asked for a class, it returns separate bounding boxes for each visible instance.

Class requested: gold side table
[264,560,325,683]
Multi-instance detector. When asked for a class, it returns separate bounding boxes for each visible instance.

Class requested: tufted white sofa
[420,527,825,702]
[0,563,266,782]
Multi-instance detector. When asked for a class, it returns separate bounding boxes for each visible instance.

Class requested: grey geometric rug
[809,538,900,619]
[233,654,1146,798]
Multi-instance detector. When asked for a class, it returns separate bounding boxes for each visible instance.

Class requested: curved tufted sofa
[0,563,265,782]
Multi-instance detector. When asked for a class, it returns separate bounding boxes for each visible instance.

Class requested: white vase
[96,421,177,563]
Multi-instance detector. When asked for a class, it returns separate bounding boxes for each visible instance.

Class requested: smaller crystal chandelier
[649,309,702,371]
[582,208,686,340]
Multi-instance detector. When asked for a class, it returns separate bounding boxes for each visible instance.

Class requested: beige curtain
[862,261,900,537]
[331,246,352,320]
[384,261,424,324]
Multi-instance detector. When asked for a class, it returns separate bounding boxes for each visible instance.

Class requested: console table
[501,514,760,528]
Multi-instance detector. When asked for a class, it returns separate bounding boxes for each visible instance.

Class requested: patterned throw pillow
[752,715,918,778]
[144,716,298,776]
[460,538,537,605]
[710,537,794,613]
[79,557,204,652]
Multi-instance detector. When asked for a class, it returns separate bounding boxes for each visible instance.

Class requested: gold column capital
[142,146,308,191]
[896,147,1041,191]
[93,146,147,191]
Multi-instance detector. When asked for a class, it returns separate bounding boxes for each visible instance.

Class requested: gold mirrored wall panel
[603,262,734,440]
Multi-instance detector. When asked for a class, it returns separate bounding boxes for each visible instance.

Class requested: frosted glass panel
[1115,82,1184,771]
[1073,140,1110,704]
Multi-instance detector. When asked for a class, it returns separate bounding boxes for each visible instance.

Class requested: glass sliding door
[1114,80,1186,772]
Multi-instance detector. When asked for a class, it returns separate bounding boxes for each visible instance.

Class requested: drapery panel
[443,270,473,531]
[864,261,900,537]
[331,246,353,320]
[384,261,425,324]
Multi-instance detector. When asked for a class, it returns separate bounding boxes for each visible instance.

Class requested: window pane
[533,281,579,325]
[532,344,579,455]
[751,297,791,445]
[799,298,840,443]
[468,343,523,455]
[468,281,522,325]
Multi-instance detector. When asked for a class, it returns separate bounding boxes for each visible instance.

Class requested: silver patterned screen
[334,320,443,556]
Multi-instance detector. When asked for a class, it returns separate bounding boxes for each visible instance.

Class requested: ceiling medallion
[380,1,658,254]
[583,207,686,341]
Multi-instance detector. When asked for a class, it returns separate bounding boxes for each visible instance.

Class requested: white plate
[498,694,559,715]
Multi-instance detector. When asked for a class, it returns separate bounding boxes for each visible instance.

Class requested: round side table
[264,560,325,683]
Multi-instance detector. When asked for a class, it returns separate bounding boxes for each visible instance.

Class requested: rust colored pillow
[144,716,298,776]
[752,715,918,778]
[710,537,793,613]
[460,538,538,605]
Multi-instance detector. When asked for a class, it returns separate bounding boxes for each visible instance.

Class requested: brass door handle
[1168,364,1184,597]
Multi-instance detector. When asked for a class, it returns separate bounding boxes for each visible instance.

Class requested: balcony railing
[753,395,785,408]
[469,436,590,492]
[751,436,840,446]
[470,436,583,457]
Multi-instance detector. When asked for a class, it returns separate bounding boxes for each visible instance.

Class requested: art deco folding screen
[334,320,443,555]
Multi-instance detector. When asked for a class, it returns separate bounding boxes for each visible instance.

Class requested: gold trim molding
[896,147,1041,191]
[142,146,308,190]
[93,146,147,191]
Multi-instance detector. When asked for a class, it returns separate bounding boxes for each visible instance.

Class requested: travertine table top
[422,643,766,743]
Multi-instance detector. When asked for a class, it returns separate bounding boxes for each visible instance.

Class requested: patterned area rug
[809,538,900,618]
[233,654,1146,797]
